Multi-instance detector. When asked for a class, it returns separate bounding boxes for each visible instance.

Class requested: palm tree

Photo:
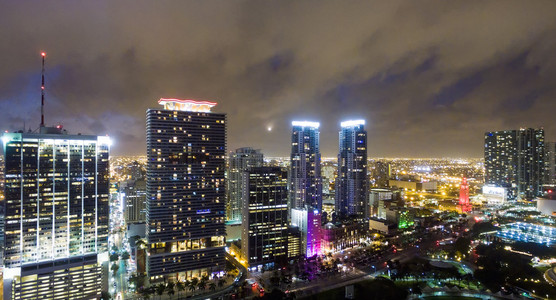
[176,280,185,300]
[121,251,130,266]
[166,282,175,300]
[209,282,216,291]
[183,280,191,298]
[139,286,153,300]
[111,263,119,277]
[198,278,207,291]
[218,278,226,288]
[190,278,199,295]
[155,283,165,300]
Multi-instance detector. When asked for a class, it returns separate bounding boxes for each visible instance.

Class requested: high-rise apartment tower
[336,120,368,219]
[484,128,545,199]
[146,98,226,282]
[289,121,322,212]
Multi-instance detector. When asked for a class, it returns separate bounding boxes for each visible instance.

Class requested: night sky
[1,1,556,157]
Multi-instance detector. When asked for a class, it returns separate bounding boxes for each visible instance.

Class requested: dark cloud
[1,1,556,157]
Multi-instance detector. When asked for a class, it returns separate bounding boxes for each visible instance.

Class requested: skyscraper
[516,128,545,198]
[1,128,110,300]
[484,130,517,196]
[289,121,322,212]
[336,120,368,219]
[546,142,556,186]
[123,179,147,224]
[241,167,290,268]
[227,147,263,222]
[484,128,545,199]
[146,98,226,282]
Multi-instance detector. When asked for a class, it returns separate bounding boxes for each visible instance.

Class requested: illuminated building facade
[485,128,545,199]
[146,98,226,282]
[241,167,290,268]
[458,177,471,213]
[336,120,368,219]
[1,129,110,300]
[228,147,263,222]
[289,121,322,211]
[291,207,322,257]
[322,222,365,253]
[286,227,302,259]
[397,210,415,229]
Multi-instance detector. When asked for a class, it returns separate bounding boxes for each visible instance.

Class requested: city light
[340,120,365,127]
[158,98,217,112]
[98,135,113,147]
[292,121,320,128]
[1,134,13,145]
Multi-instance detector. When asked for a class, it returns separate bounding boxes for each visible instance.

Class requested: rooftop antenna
[40,52,46,127]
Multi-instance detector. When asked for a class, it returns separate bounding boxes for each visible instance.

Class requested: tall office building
[289,121,322,212]
[241,167,290,268]
[1,128,110,300]
[123,179,147,224]
[227,147,263,222]
[146,98,226,282]
[485,128,545,199]
[336,120,368,219]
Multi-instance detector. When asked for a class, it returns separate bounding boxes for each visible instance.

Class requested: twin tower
[290,120,369,220]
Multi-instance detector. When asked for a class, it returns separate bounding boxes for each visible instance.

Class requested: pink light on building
[458,177,471,213]
[306,209,322,257]
[158,98,217,112]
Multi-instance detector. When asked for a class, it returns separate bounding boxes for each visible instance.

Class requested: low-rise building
[388,180,437,192]
[369,218,396,235]
[322,222,367,253]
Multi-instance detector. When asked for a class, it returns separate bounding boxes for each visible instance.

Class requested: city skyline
[3,2,556,300]
[1,2,556,157]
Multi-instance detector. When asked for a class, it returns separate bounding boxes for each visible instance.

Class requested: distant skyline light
[292,121,320,128]
[1,2,556,157]
[340,120,365,127]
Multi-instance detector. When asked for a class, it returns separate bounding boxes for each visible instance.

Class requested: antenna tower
[40,52,46,127]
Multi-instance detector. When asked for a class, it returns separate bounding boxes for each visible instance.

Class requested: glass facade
[1,131,109,300]
[241,167,290,267]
